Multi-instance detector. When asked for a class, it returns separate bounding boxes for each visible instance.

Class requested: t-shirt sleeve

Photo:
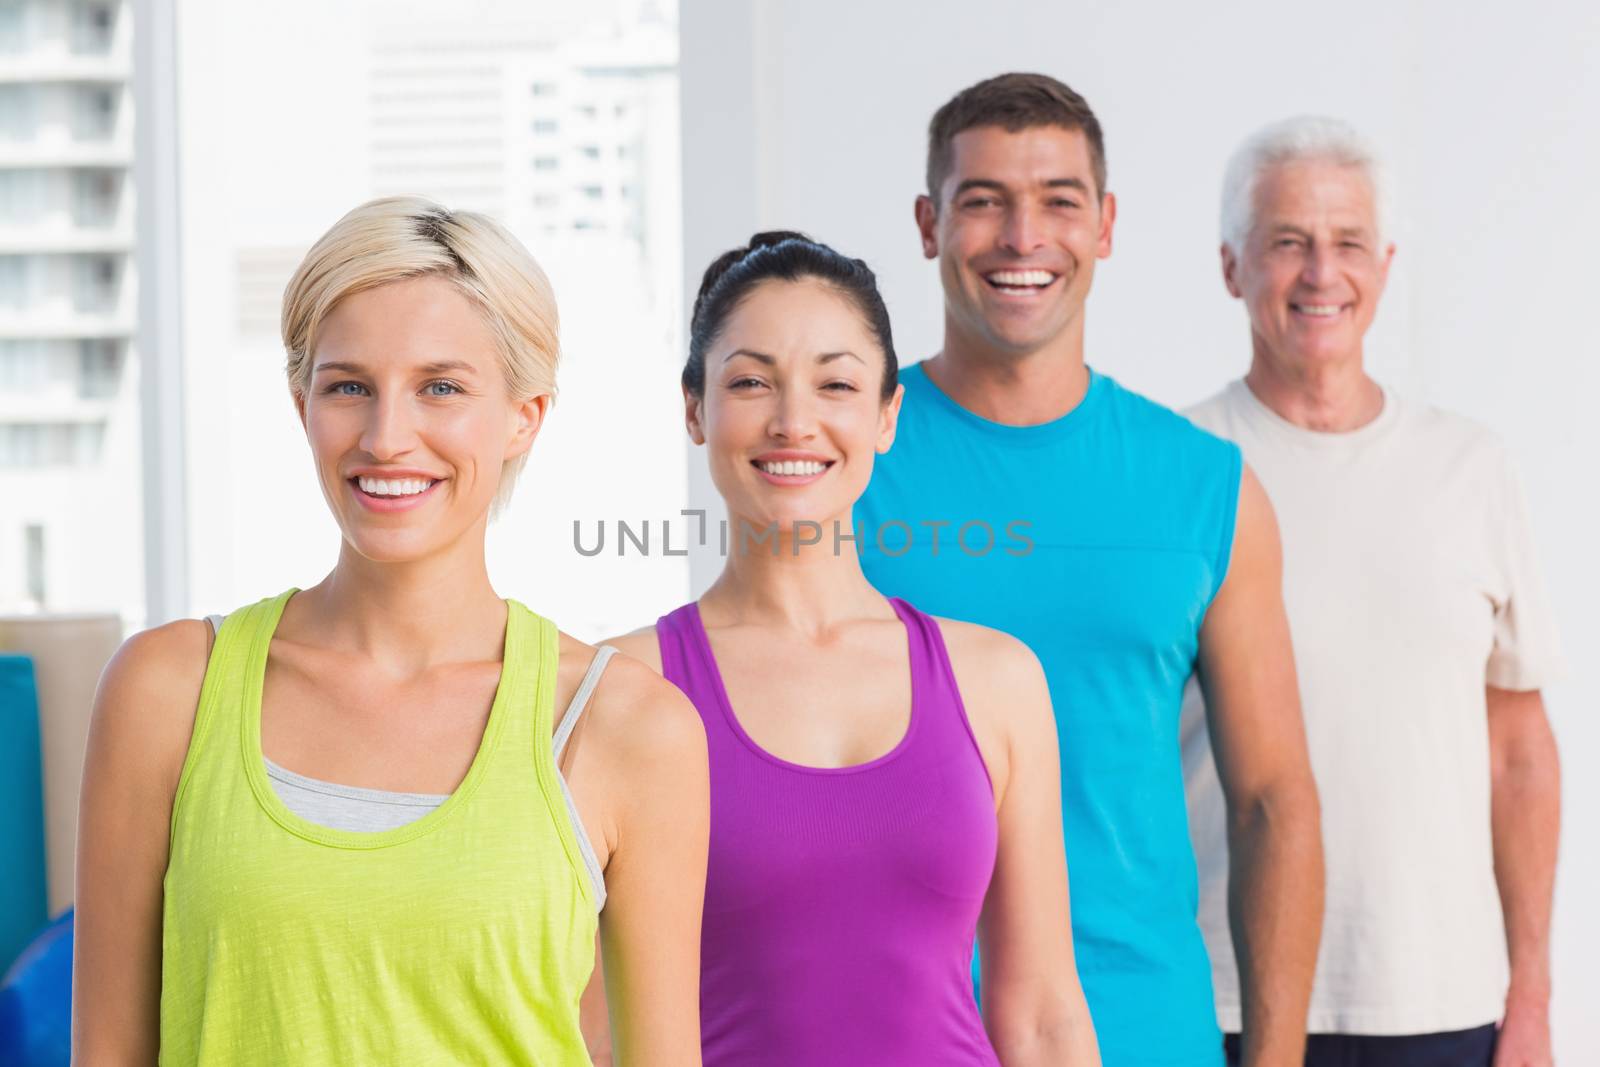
[1484,445,1565,690]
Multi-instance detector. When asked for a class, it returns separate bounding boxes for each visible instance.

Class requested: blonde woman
[72,197,708,1066]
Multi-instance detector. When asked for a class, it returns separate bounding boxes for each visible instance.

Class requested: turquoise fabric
[856,363,1240,1067]
[0,655,47,973]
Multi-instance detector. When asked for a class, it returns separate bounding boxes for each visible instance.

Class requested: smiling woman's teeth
[1293,304,1342,317]
[758,460,827,476]
[357,476,436,497]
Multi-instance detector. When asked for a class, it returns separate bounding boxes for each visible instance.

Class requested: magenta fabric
[658,597,1001,1066]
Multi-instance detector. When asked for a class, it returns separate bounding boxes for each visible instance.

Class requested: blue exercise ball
[0,908,72,1067]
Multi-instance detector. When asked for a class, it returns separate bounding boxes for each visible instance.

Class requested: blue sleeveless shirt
[855,363,1240,1067]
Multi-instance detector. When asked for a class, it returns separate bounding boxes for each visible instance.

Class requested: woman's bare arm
[579,650,707,1067]
[577,626,664,1066]
[943,622,1101,1067]
[73,620,211,1064]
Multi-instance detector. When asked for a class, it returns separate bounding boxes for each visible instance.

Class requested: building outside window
[0,0,141,621]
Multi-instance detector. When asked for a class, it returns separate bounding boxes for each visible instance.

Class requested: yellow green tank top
[159,590,597,1065]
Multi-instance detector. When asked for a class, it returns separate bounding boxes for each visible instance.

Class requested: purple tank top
[657,597,1001,1066]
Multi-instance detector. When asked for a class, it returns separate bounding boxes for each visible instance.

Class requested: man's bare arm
[1487,686,1559,1067]
[1197,465,1323,1067]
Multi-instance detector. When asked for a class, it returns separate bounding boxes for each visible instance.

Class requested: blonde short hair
[281,195,559,509]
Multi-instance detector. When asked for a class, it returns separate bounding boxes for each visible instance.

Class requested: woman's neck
[699,511,892,636]
[289,529,506,671]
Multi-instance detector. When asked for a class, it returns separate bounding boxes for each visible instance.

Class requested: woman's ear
[505,393,552,460]
[684,385,706,445]
[876,382,905,454]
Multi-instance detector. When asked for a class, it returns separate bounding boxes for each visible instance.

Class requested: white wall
[681,0,1599,1058]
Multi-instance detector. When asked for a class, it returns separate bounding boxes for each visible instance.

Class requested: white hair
[1220,115,1390,253]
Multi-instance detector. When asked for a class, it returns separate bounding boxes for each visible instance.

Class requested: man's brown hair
[925,72,1107,203]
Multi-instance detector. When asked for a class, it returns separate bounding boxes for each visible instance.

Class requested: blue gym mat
[0,654,48,975]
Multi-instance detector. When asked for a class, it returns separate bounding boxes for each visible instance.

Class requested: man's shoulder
[1377,393,1515,483]
[1401,395,1503,446]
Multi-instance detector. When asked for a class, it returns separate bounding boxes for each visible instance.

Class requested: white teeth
[758,460,826,476]
[986,269,1055,287]
[1294,304,1341,317]
[357,475,436,497]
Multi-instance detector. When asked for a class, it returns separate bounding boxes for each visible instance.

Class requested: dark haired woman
[588,232,1101,1066]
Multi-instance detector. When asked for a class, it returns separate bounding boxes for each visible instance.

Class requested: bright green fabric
[160,590,596,1065]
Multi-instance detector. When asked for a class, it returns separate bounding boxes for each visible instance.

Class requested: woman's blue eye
[424,380,462,396]
[329,381,367,396]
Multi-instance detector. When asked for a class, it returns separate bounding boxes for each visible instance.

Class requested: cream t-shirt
[1179,379,1563,1035]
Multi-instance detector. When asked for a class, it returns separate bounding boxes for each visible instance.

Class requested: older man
[1181,117,1564,1067]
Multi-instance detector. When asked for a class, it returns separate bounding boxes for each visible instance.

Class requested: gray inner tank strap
[552,645,618,913]
[555,644,618,760]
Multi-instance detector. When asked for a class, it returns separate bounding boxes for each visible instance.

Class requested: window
[73,85,119,140]
[24,523,45,605]
[0,423,104,468]
[0,258,26,312]
[78,338,121,398]
[0,341,50,389]
[73,169,120,228]
[0,4,26,53]
[72,255,120,314]
[0,84,33,140]
[69,1,116,54]
[0,170,50,225]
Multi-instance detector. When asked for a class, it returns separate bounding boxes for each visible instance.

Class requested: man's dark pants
[1223,1024,1497,1066]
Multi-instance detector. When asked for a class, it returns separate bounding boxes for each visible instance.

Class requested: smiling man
[1181,117,1564,1067]
[854,73,1323,1067]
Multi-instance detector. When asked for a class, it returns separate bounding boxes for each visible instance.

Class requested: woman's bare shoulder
[930,616,1053,738]
[930,616,1043,683]
[90,618,215,788]
[557,632,702,788]
[597,624,661,674]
